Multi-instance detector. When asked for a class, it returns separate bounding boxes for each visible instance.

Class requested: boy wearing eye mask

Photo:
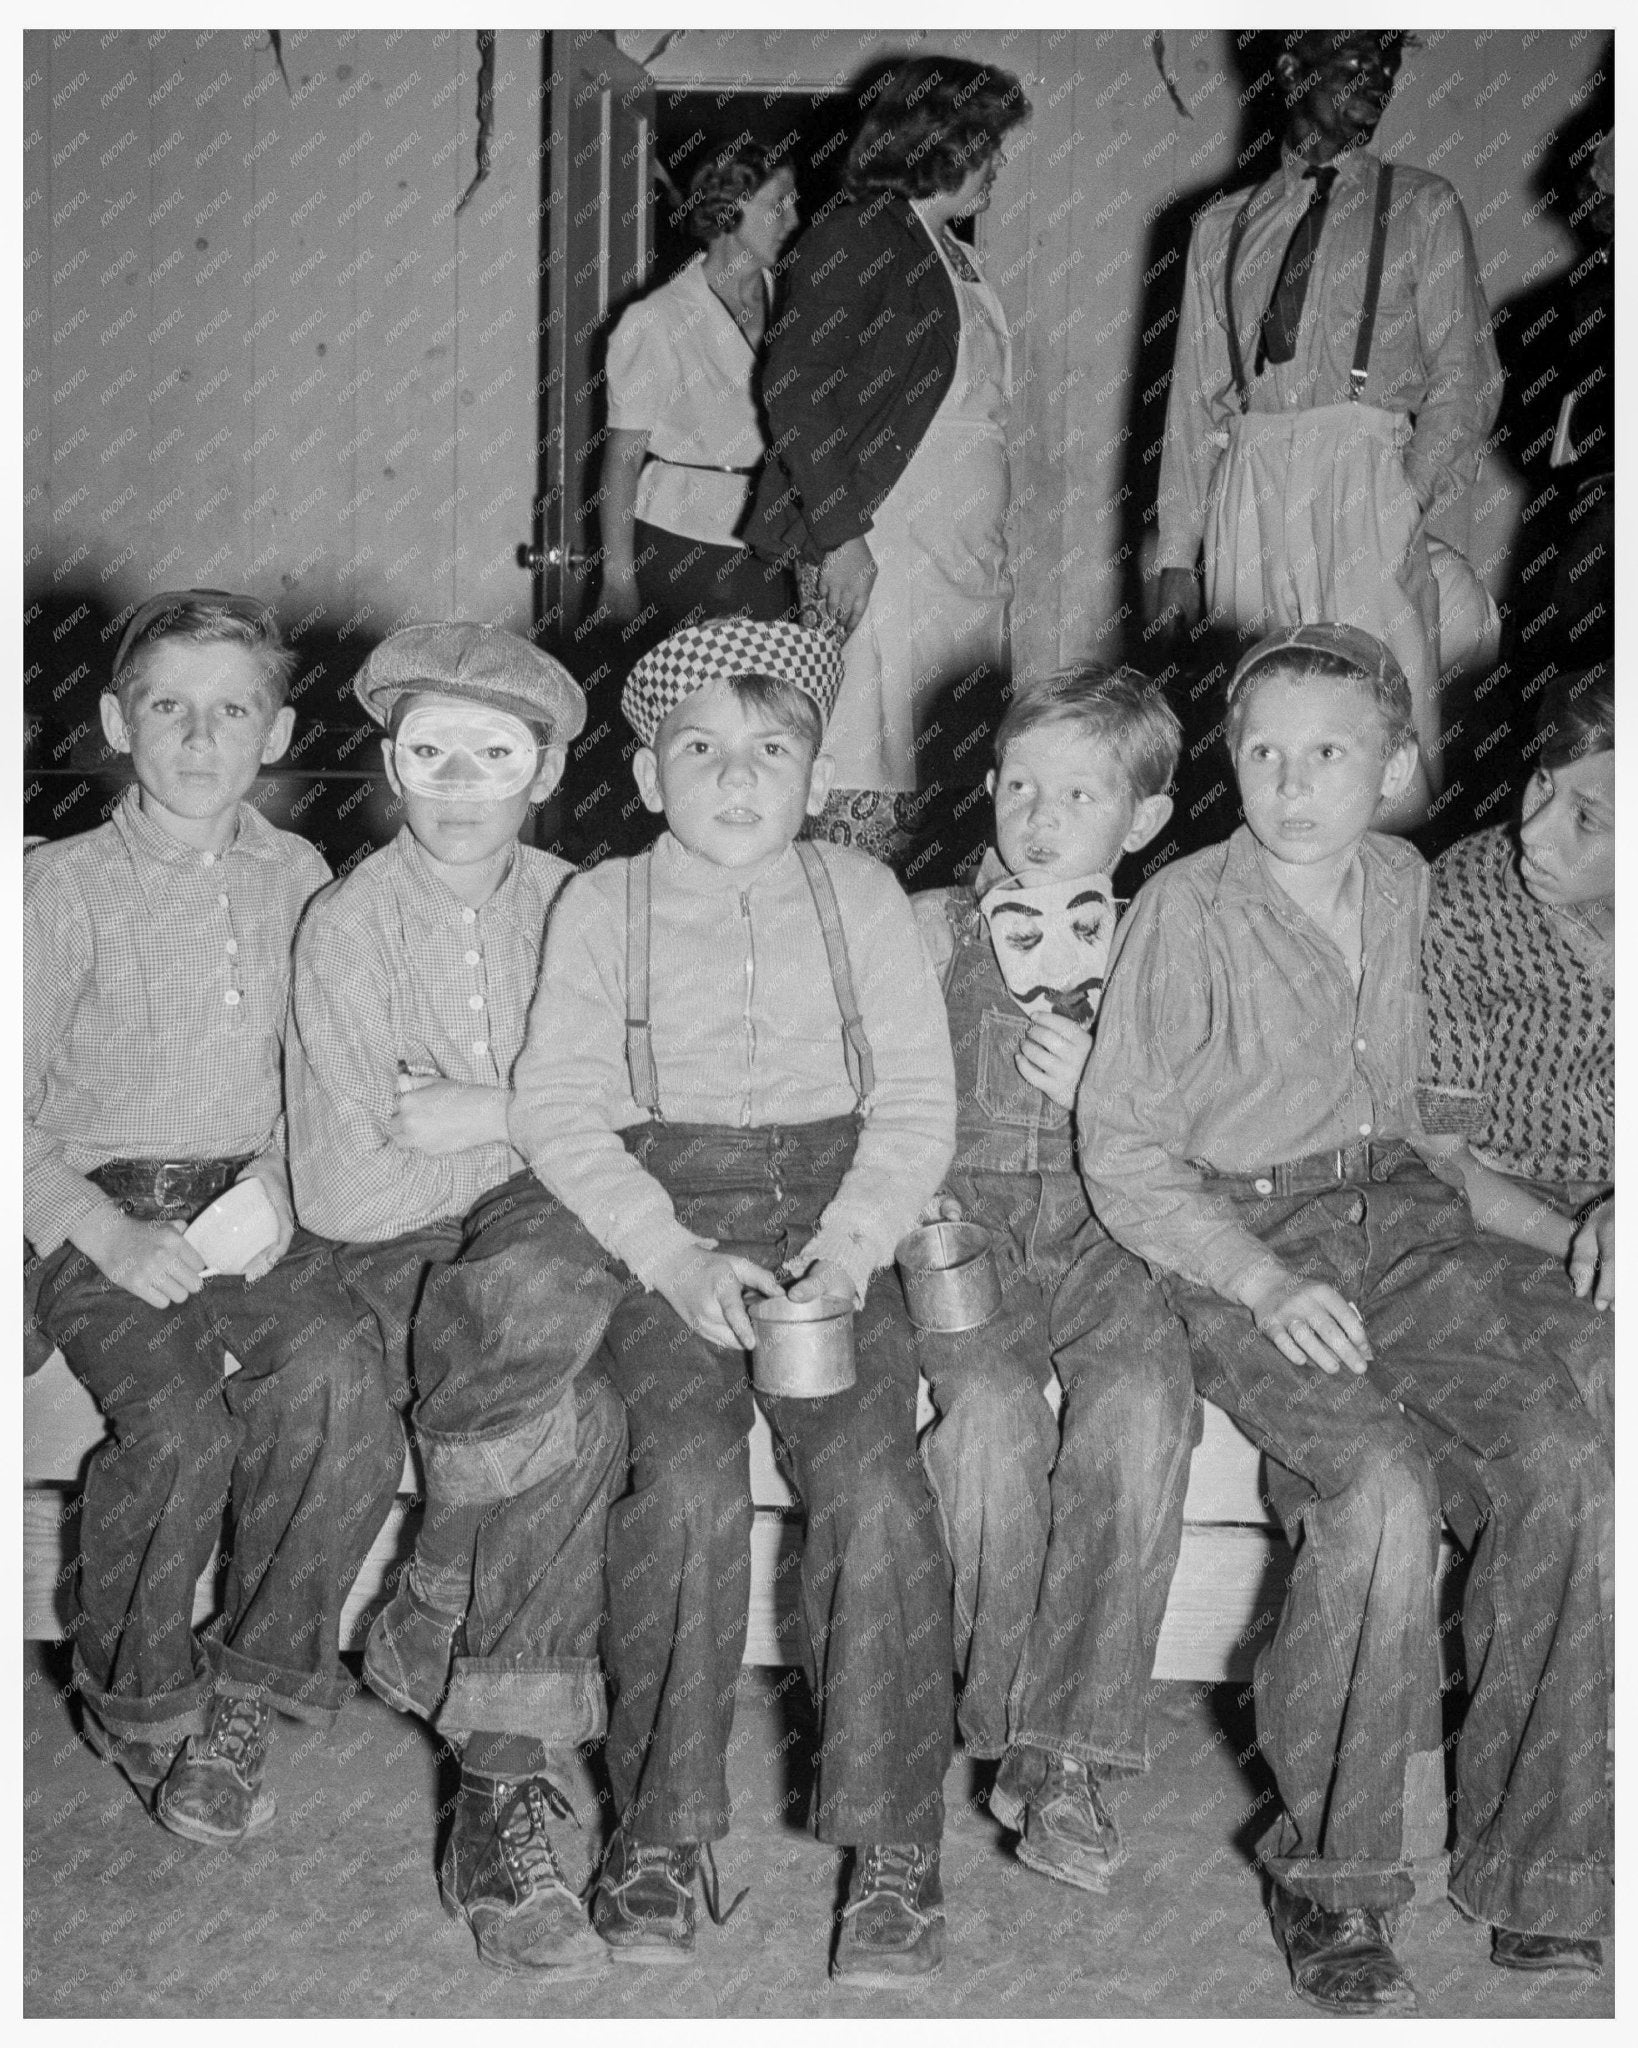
[910,666,1200,1897]
[287,624,627,1977]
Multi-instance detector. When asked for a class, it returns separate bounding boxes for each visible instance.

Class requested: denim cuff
[416,1378,578,1507]
[211,1641,347,1726]
[74,1653,211,1751]
[1449,1836,1613,1941]
[1257,1817,1415,1916]
[437,1653,605,1748]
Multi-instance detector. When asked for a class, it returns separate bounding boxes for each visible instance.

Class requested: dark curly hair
[1533,663,1614,770]
[843,56,1031,201]
[683,140,789,246]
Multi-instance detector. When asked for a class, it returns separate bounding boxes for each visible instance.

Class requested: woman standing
[601,145,799,635]
[750,57,1031,863]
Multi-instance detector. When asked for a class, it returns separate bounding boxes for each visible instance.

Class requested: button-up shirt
[24,788,329,1252]
[287,827,572,1243]
[1079,826,1428,1300]
[1157,145,1501,568]
[511,832,955,1300]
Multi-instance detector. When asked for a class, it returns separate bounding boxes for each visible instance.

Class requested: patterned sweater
[1418,825,1612,1184]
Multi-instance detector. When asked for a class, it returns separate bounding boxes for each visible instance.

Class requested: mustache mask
[393,705,541,802]
[979,872,1116,1026]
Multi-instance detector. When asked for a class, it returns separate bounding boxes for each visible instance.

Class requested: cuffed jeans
[600,1117,953,1848]
[1159,1161,1611,1938]
[39,1229,403,1746]
[916,1168,1199,1768]
[406,1182,631,1747]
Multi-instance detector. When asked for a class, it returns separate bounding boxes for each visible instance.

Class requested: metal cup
[748,1292,857,1398]
[895,1220,1002,1333]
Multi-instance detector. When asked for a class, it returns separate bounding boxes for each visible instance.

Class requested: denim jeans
[599,1117,953,1848]
[916,1167,1199,1768]
[403,1183,631,1747]
[39,1229,403,1745]
[332,1221,464,1413]
[1159,1160,1611,1937]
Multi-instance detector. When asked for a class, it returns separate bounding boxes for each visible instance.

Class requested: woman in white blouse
[600,145,799,635]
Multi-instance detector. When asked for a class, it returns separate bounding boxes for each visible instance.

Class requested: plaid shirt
[287,828,572,1243]
[24,789,329,1252]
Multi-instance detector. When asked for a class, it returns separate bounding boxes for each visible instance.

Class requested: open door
[533,31,655,642]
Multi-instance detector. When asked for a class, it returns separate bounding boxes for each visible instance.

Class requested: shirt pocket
[975,1007,1067,1131]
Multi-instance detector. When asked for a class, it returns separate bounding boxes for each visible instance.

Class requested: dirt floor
[22,1644,1612,2021]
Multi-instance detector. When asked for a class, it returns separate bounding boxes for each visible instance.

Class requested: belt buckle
[153,1162,186,1208]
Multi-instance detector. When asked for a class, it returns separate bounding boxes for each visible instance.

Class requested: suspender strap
[1351,162,1394,398]
[623,850,663,1119]
[1221,193,1259,412]
[793,841,876,1111]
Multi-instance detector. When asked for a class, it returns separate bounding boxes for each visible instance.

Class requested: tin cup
[748,1292,857,1398]
[895,1220,1002,1333]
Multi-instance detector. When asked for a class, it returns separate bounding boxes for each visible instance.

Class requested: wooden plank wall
[24,27,546,762]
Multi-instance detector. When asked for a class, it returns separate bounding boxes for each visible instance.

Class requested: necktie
[1256,163,1339,374]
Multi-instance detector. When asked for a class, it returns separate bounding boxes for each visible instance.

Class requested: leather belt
[87,1155,254,1223]
[1192,1139,1420,1197]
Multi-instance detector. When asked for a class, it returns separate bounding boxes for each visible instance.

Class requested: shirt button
[225,939,238,957]
[464,949,480,966]
[1354,1037,1367,1053]
[1358,1122,1372,1137]
[468,994,484,1011]
[201,851,216,866]
[472,1041,488,1057]
[461,907,476,924]
[223,989,241,1007]
[1253,1176,1274,1196]
[217,892,229,909]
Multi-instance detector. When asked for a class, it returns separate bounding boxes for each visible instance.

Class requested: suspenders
[623,841,876,1121]
[1221,161,1395,412]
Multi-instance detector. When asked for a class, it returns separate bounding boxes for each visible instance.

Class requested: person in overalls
[508,618,959,1985]
[1155,31,1502,829]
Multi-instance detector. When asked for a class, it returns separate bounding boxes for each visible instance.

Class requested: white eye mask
[393,705,540,801]
[979,871,1117,1027]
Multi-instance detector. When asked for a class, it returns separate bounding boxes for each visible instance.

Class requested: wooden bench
[23,1347,1304,1679]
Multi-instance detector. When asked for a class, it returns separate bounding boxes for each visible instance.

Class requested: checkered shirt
[287,828,574,1242]
[24,789,330,1252]
[621,617,843,743]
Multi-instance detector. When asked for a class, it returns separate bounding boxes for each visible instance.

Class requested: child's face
[100,640,294,832]
[1233,671,1416,870]
[634,683,834,870]
[382,692,564,873]
[1517,750,1614,914]
[988,726,1171,882]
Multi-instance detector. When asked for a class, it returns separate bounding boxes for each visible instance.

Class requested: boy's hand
[1015,1013,1094,1110]
[652,1244,782,1351]
[1241,1272,1374,1376]
[918,1193,965,1226]
[1568,1200,1614,1311]
[70,1208,207,1309]
[238,1169,296,1284]
[784,1257,857,1307]
[390,1077,509,1155]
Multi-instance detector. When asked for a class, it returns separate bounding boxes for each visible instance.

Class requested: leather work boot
[831,1841,945,1987]
[155,1692,277,1845]
[438,1765,608,1975]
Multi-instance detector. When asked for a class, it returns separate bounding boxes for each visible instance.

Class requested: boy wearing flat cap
[496,616,957,1984]
[25,588,402,1846]
[287,622,626,1978]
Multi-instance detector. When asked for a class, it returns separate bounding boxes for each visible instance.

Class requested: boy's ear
[1379,737,1419,805]
[804,749,837,817]
[985,767,998,798]
[632,747,665,815]
[261,706,296,765]
[1122,792,1174,854]
[528,742,568,805]
[380,734,403,799]
[99,692,132,757]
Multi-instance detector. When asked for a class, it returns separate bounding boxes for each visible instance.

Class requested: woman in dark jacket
[750,56,1031,862]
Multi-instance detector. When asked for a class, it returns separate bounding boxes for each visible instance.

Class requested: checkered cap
[354,622,587,739]
[1229,621,1408,700]
[621,618,844,744]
